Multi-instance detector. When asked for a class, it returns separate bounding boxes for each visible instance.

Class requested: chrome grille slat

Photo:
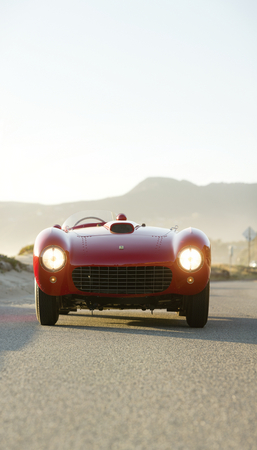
[72,266,172,294]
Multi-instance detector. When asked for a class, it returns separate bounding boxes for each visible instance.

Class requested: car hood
[68,225,175,266]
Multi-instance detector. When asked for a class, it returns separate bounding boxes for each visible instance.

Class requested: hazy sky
[1,0,257,204]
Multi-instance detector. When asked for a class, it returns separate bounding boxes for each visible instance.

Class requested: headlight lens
[41,246,66,272]
[178,247,202,272]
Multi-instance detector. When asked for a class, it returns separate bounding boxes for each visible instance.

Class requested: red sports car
[33,210,211,328]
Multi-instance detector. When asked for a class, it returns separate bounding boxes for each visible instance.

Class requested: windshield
[62,210,116,229]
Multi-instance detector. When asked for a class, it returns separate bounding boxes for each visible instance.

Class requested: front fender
[170,227,211,294]
[33,227,71,296]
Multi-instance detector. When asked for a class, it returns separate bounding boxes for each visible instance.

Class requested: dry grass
[211,264,257,281]
[0,254,27,273]
[18,244,34,255]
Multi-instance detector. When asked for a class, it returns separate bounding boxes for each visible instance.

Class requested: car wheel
[35,281,59,326]
[185,281,209,328]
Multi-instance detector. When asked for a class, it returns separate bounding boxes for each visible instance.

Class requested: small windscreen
[62,210,115,229]
[110,223,134,234]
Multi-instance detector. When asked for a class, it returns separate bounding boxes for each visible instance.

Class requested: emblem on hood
[119,245,124,250]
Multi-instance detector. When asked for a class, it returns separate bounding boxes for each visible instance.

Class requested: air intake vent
[110,223,134,233]
[72,266,172,294]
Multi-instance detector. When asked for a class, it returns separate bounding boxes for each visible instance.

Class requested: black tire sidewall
[185,281,209,328]
[35,281,59,326]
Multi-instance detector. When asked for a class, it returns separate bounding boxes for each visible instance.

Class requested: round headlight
[178,247,202,272]
[41,246,66,272]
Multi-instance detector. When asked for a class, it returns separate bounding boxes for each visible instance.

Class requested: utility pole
[243,227,256,266]
[248,228,250,266]
[228,245,233,269]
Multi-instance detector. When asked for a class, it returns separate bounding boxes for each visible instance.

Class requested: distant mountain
[0,177,256,255]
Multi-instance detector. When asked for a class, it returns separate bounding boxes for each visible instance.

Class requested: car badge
[119,245,124,250]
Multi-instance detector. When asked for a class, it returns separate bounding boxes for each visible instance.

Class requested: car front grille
[72,266,172,295]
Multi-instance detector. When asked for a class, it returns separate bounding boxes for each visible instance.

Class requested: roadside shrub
[0,254,24,272]
[18,244,34,255]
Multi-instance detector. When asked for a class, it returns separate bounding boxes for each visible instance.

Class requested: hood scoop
[110,222,134,234]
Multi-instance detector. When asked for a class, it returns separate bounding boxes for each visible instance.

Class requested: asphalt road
[0,280,257,450]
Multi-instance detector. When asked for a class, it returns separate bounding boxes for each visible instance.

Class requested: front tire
[35,281,59,326]
[185,281,209,328]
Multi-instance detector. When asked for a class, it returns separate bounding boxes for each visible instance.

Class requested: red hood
[68,225,175,266]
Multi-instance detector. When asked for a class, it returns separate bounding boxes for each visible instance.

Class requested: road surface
[0,276,257,450]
